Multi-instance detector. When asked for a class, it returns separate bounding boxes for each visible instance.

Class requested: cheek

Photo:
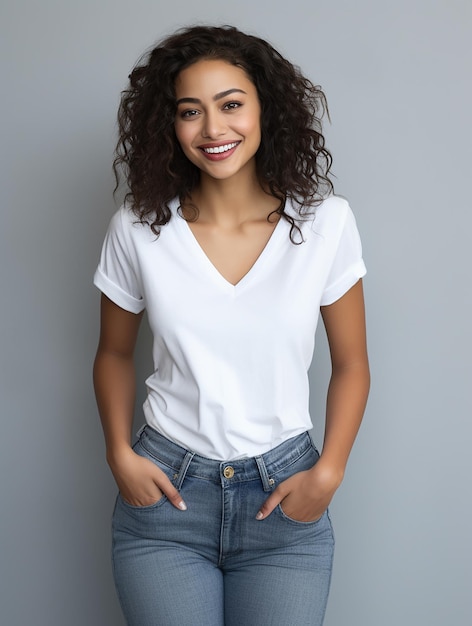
[174,122,186,149]
[174,124,195,158]
[242,116,262,147]
[241,108,262,143]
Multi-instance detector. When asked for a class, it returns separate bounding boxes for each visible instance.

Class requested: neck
[186,170,280,226]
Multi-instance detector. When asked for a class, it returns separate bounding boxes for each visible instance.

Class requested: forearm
[318,360,370,484]
[93,347,187,511]
[257,282,369,521]
[93,349,137,466]
[256,359,369,522]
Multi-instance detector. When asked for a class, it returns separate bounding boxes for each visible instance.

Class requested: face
[174,59,261,182]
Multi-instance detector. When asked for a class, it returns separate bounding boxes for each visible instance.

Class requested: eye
[223,101,242,111]
[180,109,199,119]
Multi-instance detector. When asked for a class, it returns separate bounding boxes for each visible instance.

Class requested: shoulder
[106,204,137,237]
[287,195,351,241]
[312,195,350,224]
[110,199,180,241]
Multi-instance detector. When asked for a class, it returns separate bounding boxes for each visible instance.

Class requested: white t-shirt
[94,195,366,460]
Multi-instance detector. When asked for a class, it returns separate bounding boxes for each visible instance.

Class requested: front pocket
[116,438,177,511]
[276,503,325,526]
[118,491,168,511]
[267,442,322,526]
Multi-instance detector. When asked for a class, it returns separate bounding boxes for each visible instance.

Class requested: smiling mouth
[200,141,240,154]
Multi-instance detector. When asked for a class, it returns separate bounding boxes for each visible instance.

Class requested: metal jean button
[223,466,235,479]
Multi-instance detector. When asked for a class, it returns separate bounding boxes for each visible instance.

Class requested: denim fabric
[112,426,335,626]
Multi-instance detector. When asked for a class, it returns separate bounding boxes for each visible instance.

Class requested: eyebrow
[176,88,247,106]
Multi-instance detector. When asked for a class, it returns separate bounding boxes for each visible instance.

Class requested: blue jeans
[112,426,335,626]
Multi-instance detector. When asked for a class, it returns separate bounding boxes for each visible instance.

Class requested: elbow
[331,357,371,393]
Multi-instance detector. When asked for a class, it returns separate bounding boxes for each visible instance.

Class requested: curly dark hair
[114,25,334,242]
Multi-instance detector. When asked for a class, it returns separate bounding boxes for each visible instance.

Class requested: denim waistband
[137,425,316,490]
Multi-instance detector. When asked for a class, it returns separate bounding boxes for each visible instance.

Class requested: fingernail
[256,511,264,520]
[178,501,187,511]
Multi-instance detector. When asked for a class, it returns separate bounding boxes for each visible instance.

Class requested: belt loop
[174,451,195,490]
[135,424,146,439]
[255,455,273,492]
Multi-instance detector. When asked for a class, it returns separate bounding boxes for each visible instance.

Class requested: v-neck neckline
[174,209,287,294]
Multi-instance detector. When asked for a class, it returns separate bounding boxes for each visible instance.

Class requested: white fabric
[94,195,366,460]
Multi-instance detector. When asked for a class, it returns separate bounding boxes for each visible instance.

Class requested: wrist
[312,457,345,490]
[106,441,134,471]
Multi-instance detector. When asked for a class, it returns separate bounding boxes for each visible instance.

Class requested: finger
[155,474,187,511]
[256,487,286,520]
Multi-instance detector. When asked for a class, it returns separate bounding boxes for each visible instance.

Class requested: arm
[317,278,370,483]
[93,294,187,510]
[256,279,370,521]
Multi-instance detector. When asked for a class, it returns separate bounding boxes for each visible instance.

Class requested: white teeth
[202,142,238,154]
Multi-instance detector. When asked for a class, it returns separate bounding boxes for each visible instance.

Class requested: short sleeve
[93,207,145,313]
[320,205,366,306]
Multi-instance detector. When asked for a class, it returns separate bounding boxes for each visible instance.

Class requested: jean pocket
[116,439,177,511]
[276,504,326,526]
[271,444,325,526]
[118,491,168,511]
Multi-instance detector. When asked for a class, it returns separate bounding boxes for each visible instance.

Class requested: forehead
[174,59,256,97]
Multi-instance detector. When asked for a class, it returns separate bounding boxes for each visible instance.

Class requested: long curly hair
[114,25,334,242]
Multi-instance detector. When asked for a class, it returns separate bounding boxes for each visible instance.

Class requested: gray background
[1,1,471,624]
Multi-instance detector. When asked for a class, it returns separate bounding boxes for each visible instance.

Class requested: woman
[93,25,370,626]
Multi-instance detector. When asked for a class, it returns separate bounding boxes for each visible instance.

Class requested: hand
[256,462,342,522]
[108,446,187,510]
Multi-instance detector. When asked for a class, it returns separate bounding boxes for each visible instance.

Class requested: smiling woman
[174,60,261,181]
[93,24,369,626]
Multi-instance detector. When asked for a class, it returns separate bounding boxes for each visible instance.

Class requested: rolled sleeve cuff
[93,267,145,314]
[320,260,366,306]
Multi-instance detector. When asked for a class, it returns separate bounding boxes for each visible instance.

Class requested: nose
[202,109,226,139]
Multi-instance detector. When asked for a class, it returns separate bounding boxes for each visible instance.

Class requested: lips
[198,141,241,161]
[200,141,239,154]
